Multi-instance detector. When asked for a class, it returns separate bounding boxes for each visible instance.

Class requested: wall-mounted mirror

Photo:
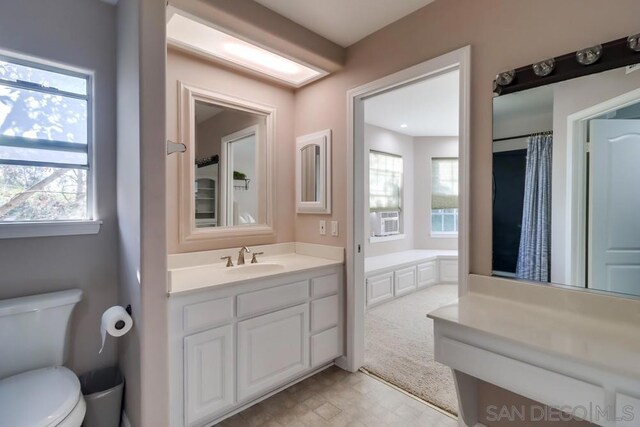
[492,64,640,298]
[296,129,331,214]
[179,82,275,242]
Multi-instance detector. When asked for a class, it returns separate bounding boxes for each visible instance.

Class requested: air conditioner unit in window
[373,211,400,236]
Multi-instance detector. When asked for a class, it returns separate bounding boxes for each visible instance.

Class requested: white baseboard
[121,411,132,427]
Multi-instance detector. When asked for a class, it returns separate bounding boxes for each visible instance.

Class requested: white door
[183,325,235,427]
[237,304,309,401]
[589,120,640,296]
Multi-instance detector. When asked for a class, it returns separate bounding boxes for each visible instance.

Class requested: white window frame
[430,157,459,238]
[0,50,101,239]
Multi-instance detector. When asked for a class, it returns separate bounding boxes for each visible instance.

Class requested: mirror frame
[295,129,332,214]
[178,81,276,243]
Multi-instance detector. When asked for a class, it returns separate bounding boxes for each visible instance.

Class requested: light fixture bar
[167,11,325,87]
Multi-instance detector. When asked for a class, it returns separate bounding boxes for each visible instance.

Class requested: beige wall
[413,136,459,251]
[167,48,296,253]
[116,0,142,425]
[0,0,118,375]
[293,0,640,276]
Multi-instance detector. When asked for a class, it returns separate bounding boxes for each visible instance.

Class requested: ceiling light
[166,11,325,87]
[400,124,408,128]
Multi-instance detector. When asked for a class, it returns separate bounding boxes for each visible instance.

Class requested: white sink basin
[224,263,286,276]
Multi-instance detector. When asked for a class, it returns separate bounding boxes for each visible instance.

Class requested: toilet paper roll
[99,306,133,354]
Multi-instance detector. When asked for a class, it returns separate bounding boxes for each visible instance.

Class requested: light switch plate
[319,220,326,236]
[331,221,339,237]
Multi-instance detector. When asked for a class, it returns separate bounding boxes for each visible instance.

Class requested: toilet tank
[0,289,82,379]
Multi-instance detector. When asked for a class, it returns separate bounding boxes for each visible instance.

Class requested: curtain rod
[493,131,553,143]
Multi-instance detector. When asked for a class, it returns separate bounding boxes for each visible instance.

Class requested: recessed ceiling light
[400,124,408,128]
[166,10,326,87]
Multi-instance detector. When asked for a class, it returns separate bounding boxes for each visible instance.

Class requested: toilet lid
[0,366,81,427]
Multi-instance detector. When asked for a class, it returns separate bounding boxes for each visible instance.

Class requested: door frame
[565,87,640,288]
[343,46,471,372]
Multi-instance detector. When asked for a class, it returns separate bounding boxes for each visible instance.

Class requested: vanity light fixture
[166,11,326,87]
[495,70,515,87]
[628,33,640,52]
[576,44,602,66]
[532,58,555,77]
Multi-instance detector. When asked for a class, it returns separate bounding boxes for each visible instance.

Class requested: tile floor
[218,366,458,427]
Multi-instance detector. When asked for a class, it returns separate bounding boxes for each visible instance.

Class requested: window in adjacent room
[431,157,458,235]
[0,54,92,223]
[369,150,403,237]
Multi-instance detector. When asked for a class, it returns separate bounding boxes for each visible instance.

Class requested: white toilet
[0,289,86,426]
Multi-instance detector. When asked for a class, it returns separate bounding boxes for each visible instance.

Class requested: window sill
[0,220,102,239]
[369,234,405,243]
[431,232,458,239]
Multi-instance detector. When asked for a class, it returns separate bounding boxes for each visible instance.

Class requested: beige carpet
[364,284,459,415]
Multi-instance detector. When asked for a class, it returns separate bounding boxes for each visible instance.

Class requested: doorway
[344,47,471,415]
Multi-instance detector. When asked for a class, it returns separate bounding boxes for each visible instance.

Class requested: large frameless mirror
[492,64,640,298]
[178,82,274,242]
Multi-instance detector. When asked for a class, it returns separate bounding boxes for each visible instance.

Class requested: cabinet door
[366,272,394,307]
[237,304,309,401]
[417,261,437,288]
[439,260,459,283]
[395,266,417,296]
[184,325,234,427]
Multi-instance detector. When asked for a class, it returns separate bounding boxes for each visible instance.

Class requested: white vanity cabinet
[169,265,343,427]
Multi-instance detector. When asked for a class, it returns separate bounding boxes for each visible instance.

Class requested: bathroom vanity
[167,243,344,427]
[430,275,640,427]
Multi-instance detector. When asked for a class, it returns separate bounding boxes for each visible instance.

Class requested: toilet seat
[0,366,85,427]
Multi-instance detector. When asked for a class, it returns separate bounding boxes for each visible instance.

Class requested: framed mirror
[296,129,331,214]
[178,82,275,242]
[492,62,640,298]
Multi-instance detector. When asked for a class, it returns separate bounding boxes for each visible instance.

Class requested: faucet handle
[220,256,233,267]
[251,252,264,264]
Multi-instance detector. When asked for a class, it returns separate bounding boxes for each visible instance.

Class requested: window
[431,157,458,234]
[369,150,402,212]
[0,54,92,225]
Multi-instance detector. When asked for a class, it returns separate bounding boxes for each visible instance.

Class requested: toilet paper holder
[115,305,132,331]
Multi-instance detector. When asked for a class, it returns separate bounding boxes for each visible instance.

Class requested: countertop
[365,249,458,274]
[428,277,640,380]
[168,243,344,294]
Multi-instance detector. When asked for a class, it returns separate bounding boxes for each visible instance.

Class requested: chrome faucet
[237,246,251,265]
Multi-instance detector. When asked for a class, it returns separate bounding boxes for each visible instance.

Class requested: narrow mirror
[300,144,320,202]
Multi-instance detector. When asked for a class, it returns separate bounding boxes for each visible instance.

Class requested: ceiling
[195,102,224,124]
[253,0,437,47]
[493,85,554,123]
[364,70,459,137]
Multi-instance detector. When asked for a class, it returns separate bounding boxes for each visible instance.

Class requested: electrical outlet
[319,220,326,236]
[331,221,339,237]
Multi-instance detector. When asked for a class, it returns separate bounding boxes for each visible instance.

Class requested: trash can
[79,367,124,427]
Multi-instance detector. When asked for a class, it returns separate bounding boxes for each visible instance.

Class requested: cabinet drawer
[311,294,339,332]
[184,325,235,427]
[439,260,458,283]
[237,280,309,317]
[311,327,341,367]
[366,272,394,306]
[394,266,417,296]
[183,297,234,333]
[237,304,309,401]
[311,273,339,298]
[417,261,437,288]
